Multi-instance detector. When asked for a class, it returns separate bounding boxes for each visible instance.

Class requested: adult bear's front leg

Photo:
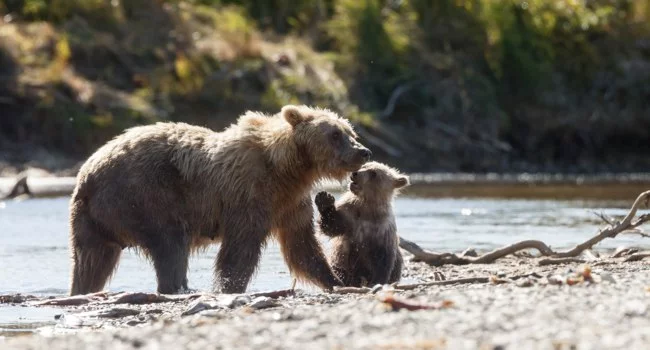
[276,198,343,290]
[214,209,270,294]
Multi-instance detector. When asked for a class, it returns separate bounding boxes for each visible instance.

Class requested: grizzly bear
[315,162,408,287]
[69,105,372,295]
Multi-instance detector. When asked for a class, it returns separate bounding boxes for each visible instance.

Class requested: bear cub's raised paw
[315,191,336,211]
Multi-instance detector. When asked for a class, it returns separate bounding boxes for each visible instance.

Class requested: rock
[182,299,223,316]
[182,295,251,316]
[461,248,478,257]
[56,313,92,328]
[248,297,278,310]
[126,319,147,326]
[433,271,447,281]
[623,300,648,317]
[599,272,617,284]
[580,250,599,261]
[516,278,535,288]
[218,295,251,309]
[547,275,564,286]
[0,293,34,304]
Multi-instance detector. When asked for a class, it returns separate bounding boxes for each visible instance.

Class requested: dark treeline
[1,0,650,173]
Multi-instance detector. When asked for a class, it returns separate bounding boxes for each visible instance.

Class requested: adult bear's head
[281,105,371,181]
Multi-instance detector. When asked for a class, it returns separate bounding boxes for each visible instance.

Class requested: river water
[1,186,649,335]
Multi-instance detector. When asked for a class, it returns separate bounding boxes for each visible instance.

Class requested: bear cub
[315,161,409,287]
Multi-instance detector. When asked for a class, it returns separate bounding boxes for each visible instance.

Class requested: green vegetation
[1,0,650,172]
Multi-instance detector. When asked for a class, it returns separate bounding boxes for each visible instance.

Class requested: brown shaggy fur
[315,162,409,287]
[69,105,371,295]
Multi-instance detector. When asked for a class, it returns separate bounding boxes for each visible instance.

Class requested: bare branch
[354,126,403,157]
[632,213,650,228]
[552,190,650,258]
[400,237,554,266]
[538,257,587,266]
[590,210,614,226]
[250,289,295,299]
[400,190,650,266]
[394,277,490,290]
[622,229,650,238]
[378,81,423,120]
[623,252,650,262]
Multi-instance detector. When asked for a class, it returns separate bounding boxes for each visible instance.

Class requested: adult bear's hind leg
[69,205,122,296]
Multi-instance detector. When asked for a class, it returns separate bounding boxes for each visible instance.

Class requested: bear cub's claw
[315,191,336,211]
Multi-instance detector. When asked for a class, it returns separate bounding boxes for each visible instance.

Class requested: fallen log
[0,176,77,199]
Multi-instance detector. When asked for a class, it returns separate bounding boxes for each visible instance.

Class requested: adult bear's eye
[369,170,377,179]
[331,130,341,141]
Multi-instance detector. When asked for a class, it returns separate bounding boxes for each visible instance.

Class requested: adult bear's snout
[359,148,372,161]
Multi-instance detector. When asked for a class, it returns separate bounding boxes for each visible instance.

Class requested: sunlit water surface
[1,190,649,335]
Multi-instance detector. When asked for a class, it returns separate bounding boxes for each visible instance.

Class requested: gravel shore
[3,256,650,350]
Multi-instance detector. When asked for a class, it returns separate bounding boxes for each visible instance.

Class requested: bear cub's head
[282,105,371,180]
[349,161,409,200]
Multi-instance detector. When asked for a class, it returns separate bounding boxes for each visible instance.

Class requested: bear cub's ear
[394,176,410,188]
[282,105,308,127]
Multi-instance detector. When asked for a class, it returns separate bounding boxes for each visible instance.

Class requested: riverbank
[2,256,650,349]
[3,171,650,200]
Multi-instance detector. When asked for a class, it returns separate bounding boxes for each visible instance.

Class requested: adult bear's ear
[282,105,307,127]
[394,176,410,188]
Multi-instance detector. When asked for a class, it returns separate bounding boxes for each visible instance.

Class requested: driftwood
[394,277,490,291]
[377,294,454,311]
[1,176,77,199]
[3,174,30,199]
[28,289,294,309]
[329,276,491,295]
[250,289,296,299]
[332,286,373,294]
[537,257,588,266]
[77,308,141,318]
[399,190,650,266]
[35,292,109,306]
[104,292,178,305]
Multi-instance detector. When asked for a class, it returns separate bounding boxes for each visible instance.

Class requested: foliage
[326,0,415,109]
[1,0,650,171]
